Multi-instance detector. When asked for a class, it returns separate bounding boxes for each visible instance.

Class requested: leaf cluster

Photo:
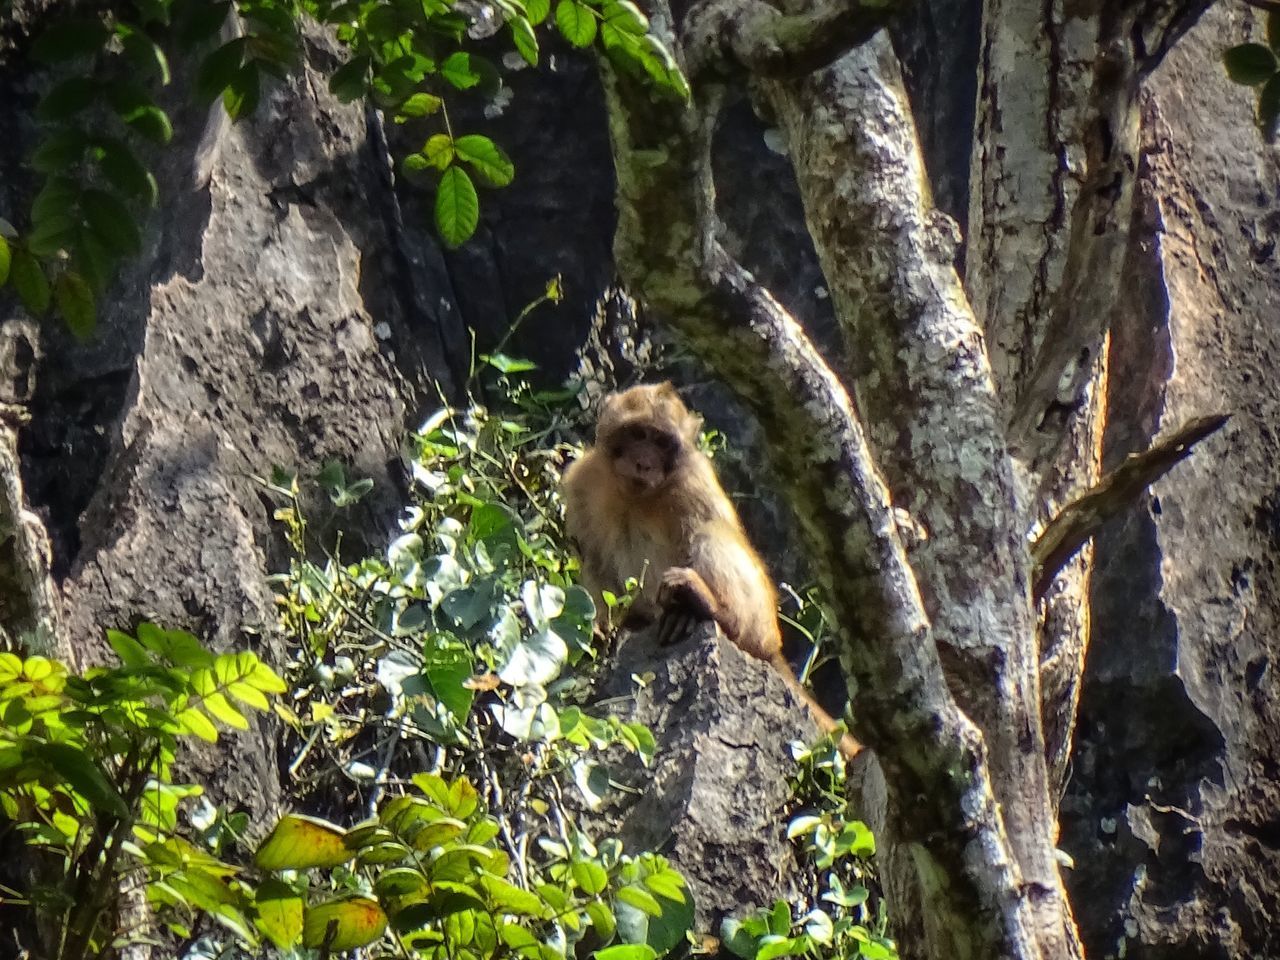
[1223,10,1280,140]
[6,0,688,334]
[241,771,690,957]
[0,626,285,959]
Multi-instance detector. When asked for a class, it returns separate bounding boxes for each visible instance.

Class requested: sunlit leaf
[256,878,304,949]
[302,896,387,950]
[255,813,354,870]
[555,0,596,48]
[595,946,656,960]
[435,166,479,248]
[453,134,514,187]
[572,860,608,896]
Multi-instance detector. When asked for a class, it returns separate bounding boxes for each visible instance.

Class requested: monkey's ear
[654,381,680,400]
[683,411,704,441]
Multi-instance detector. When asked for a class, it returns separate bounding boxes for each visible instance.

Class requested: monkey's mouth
[626,475,663,495]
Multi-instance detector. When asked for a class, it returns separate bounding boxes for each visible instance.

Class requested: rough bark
[601,9,1073,953]
[1061,6,1280,957]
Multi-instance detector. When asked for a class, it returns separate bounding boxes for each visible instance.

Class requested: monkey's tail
[771,654,863,762]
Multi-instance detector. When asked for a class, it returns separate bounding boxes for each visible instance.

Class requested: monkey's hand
[656,566,718,647]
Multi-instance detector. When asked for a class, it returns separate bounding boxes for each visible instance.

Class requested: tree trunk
[3,2,1280,959]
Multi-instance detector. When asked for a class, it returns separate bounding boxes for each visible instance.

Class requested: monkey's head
[595,382,702,495]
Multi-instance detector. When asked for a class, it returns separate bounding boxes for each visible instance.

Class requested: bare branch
[1238,0,1280,15]
[1032,413,1229,599]
[684,0,894,79]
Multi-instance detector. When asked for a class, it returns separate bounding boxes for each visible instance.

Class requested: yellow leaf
[255,814,354,871]
[302,896,387,951]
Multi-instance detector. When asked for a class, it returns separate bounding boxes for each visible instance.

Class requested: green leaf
[1224,43,1278,86]
[71,225,112,293]
[197,37,248,103]
[572,860,608,896]
[302,897,388,951]
[255,878,304,949]
[603,0,648,35]
[0,236,10,287]
[31,130,87,174]
[32,18,110,63]
[11,249,51,317]
[440,51,482,90]
[176,705,219,741]
[641,870,685,903]
[124,104,174,144]
[586,900,617,943]
[32,177,79,224]
[453,135,515,187]
[756,937,807,960]
[526,0,551,24]
[424,133,456,170]
[120,26,172,84]
[329,56,371,102]
[37,78,99,122]
[97,139,159,205]
[595,947,656,960]
[32,741,127,817]
[510,15,539,66]
[768,901,790,937]
[256,813,355,870]
[435,166,479,248]
[397,92,443,119]
[422,646,475,722]
[26,214,75,257]
[479,873,546,916]
[555,0,597,48]
[223,62,262,121]
[1259,74,1280,140]
[616,886,662,917]
[53,271,96,339]
[82,189,143,256]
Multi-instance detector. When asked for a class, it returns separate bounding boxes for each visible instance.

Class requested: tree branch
[1007,2,1212,473]
[1031,413,1228,600]
[599,30,1051,960]
[683,0,895,79]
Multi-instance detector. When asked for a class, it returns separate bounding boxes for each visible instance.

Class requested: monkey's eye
[652,433,676,451]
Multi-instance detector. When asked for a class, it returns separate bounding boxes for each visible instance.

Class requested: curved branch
[684,0,895,79]
[1031,413,1228,599]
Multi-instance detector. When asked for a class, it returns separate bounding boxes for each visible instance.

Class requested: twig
[1031,413,1229,599]
[1240,0,1280,13]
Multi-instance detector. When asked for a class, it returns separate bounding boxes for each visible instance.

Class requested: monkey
[561,382,862,761]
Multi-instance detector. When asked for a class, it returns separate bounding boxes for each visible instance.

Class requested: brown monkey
[562,382,862,761]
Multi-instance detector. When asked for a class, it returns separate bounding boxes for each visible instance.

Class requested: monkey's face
[595,382,700,495]
[607,423,681,493]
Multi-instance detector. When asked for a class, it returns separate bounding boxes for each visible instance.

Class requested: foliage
[246,363,693,957]
[1223,9,1280,140]
[0,627,284,960]
[246,775,689,957]
[720,735,896,960]
[1,0,687,334]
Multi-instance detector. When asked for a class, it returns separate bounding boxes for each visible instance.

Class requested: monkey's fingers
[656,610,696,647]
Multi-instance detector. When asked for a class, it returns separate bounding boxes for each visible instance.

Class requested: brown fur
[562,383,862,760]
